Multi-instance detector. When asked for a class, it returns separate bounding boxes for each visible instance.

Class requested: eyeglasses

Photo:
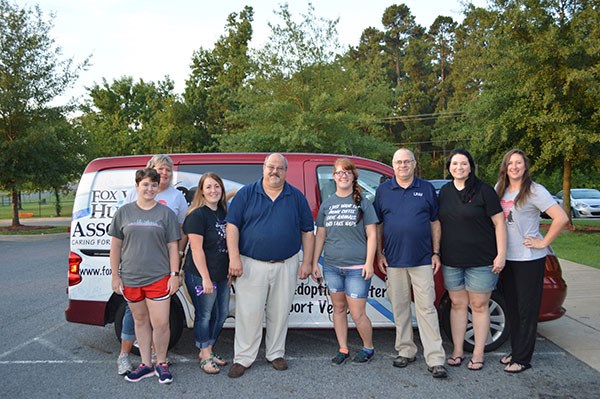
[393,160,414,166]
[334,171,353,177]
[265,165,286,172]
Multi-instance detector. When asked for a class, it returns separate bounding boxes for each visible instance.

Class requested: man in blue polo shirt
[374,148,447,379]
[225,153,315,378]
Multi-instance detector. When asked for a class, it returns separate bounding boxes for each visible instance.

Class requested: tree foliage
[446,0,600,213]
[219,3,394,161]
[184,6,254,150]
[0,0,88,226]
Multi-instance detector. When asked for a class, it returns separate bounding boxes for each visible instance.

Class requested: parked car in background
[556,188,600,218]
[428,179,451,195]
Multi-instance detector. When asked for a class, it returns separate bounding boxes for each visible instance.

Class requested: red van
[65,153,567,352]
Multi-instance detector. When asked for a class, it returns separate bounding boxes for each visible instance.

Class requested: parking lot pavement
[537,259,600,372]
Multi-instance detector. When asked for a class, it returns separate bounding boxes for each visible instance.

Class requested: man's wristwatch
[178,251,184,257]
[169,271,180,277]
[432,252,441,257]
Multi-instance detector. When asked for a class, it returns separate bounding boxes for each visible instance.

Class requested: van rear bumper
[65,300,107,326]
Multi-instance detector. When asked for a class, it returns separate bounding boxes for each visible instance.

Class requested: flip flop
[447,356,464,367]
[504,362,531,374]
[467,359,484,371]
[499,353,512,365]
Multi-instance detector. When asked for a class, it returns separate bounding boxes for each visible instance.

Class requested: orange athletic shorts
[122,275,171,302]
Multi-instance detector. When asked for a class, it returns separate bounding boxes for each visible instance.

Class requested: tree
[219,3,394,161]
[0,0,88,226]
[184,6,254,150]
[447,0,600,215]
[79,76,182,157]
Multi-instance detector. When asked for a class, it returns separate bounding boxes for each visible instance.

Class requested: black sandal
[499,353,512,365]
[504,362,531,373]
[447,356,464,367]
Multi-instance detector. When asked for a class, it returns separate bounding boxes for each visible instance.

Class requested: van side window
[178,164,263,202]
[316,166,389,203]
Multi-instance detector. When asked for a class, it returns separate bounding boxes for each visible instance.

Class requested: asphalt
[2,216,599,372]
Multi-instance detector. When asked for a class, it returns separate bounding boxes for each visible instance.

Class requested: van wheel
[439,290,509,352]
[114,297,185,355]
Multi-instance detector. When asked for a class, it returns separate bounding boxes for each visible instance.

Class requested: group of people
[108,148,568,384]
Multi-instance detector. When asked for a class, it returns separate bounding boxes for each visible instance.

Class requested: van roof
[83,153,389,173]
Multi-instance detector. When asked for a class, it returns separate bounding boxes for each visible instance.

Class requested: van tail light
[544,255,562,279]
[68,252,82,286]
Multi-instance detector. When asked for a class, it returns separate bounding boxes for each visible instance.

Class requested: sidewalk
[0,216,71,227]
[537,259,600,372]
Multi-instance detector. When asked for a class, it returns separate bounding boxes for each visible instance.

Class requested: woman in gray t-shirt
[109,168,181,383]
[311,158,379,365]
[495,149,568,374]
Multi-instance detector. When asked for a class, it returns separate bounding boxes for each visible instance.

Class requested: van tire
[114,297,185,355]
[439,290,509,353]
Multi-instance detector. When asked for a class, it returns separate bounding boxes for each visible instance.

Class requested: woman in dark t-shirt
[183,172,230,374]
[438,149,506,371]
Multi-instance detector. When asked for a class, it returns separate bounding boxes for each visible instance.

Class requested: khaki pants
[233,254,299,367]
[386,265,446,367]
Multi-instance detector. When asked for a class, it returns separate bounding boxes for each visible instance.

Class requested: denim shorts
[442,265,498,293]
[322,263,371,299]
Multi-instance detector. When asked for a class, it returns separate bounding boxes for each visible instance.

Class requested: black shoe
[393,355,416,368]
[428,365,448,379]
[331,351,350,366]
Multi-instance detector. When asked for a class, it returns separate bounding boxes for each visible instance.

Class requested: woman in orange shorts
[109,168,181,384]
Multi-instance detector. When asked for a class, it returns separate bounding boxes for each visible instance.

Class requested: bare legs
[448,289,491,367]
[128,298,171,366]
[330,292,373,351]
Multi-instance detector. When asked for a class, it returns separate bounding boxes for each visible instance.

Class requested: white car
[556,188,600,218]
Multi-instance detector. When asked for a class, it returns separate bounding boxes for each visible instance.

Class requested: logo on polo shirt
[413,192,423,197]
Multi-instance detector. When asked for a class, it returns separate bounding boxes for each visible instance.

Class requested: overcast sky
[27,0,487,102]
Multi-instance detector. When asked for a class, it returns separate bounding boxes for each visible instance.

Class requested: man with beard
[225,153,315,378]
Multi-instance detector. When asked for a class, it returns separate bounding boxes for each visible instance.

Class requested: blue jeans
[184,272,230,349]
[121,304,136,341]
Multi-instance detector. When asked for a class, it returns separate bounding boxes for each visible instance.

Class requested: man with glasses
[373,148,447,379]
[225,153,315,378]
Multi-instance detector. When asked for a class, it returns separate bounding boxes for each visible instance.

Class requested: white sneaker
[117,353,133,375]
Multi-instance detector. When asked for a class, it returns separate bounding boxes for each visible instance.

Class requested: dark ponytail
[352,179,363,225]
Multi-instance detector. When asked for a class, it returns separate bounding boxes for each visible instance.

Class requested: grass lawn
[0,200,73,219]
[543,219,600,270]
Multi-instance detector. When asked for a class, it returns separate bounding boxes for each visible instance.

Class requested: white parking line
[0,322,63,360]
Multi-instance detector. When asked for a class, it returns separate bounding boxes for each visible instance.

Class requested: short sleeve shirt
[109,202,181,287]
[183,206,229,282]
[316,194,379,267]
[374,177,438,267]
[438,181,502,267]
[126,185,188,224]
[500,182,556,261]
[225,179,314,261]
